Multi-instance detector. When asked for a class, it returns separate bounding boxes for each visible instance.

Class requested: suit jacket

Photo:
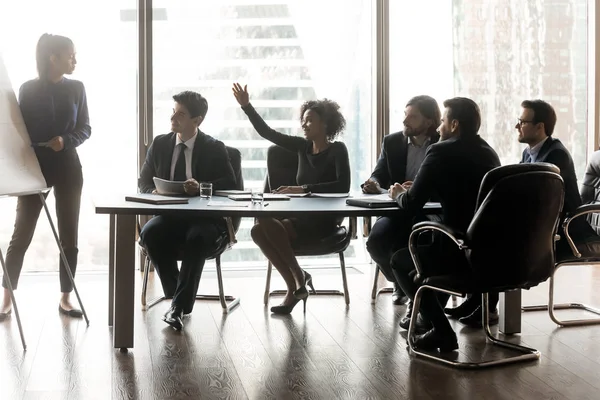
[396,135,501,233]
[521,136,593,240]
[139,130,236,194]
[370,131,441,189]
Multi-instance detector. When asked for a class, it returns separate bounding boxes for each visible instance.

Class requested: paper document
[153,177,186,195]
[214,189,252,196]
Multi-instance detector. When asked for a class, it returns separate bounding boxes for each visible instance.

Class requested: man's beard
[404,126,427,137]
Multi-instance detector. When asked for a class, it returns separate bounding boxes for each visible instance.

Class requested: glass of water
[200,182,212,198]
[251,188,264,205]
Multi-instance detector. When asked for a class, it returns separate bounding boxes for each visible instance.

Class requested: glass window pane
[390,0,588,177]
[0,1,138,272]
[152,0,373,268]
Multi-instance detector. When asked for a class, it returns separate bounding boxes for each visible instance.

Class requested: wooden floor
[1,264,600,400]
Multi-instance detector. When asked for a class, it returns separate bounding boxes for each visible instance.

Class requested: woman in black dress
[232,83,351,314]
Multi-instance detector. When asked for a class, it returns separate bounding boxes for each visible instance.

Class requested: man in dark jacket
[390,97,501,351]
[139,91,236,330]
[363,95,441,305]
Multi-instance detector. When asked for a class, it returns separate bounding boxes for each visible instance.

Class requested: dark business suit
[390,134,501,333]
[366,131,440,283]
[521,137,594,249]
[138,130,236,313]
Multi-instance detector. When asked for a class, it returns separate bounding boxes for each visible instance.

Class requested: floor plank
[0,264,599,400]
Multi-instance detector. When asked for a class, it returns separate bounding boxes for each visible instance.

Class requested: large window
[151,0,373,268]
[391,0,588,177]
[0,0,137,272]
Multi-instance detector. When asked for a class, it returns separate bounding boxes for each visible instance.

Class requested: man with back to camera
[389,97,501,351]
[138,90,236,330]
[446,99,598,327]
[363,95,441,306]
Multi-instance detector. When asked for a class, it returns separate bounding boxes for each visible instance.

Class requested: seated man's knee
[390,247,413,273]
[250,222,265,242]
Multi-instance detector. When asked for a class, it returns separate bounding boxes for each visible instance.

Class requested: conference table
[94,195,518,350]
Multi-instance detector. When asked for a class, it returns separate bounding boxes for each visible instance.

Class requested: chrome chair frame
[263,217,357,306]
[522,205,600,326]
[407,225,540,369]
[140,217,241,314]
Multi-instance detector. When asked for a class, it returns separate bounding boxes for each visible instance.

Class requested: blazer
[139,130,236,194]
[370,130,440,189]
[396,135,501,233]
[521,136,593,239]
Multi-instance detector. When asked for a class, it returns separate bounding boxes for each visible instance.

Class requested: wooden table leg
[499,289,522,334]
[113,214,136,350]
[108,214,115,327]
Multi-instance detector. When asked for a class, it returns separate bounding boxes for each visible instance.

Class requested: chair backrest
[264,144,298,192]
[225,145,244,233]
[466,164,564,290]
[581,150,600,234]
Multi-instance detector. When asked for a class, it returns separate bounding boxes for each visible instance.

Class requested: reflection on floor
[1,265,600,399]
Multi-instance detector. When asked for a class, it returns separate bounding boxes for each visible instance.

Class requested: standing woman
[232,83,350,314]
[0,34,91,320]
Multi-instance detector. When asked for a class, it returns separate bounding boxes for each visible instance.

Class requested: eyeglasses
[516,118,535,127]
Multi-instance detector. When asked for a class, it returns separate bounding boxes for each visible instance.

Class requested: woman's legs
[1,194,46,315]
[251,218,304,305]
[53,165,83,312]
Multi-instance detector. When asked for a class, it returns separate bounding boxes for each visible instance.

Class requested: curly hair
[300,99,346,141]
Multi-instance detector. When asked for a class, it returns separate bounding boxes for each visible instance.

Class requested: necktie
[173,143,187,181]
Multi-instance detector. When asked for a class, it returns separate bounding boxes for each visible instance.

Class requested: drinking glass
[251,188,264,205]
[200,182,212,198]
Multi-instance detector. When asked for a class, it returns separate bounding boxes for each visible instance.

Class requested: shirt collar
[176,131,198,150]
[527,136,548,160]
[408,136,431,148]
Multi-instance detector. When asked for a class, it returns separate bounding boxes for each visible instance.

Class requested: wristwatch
[301,184,309,193]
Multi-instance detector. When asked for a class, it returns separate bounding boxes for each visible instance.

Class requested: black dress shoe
[58,305,83,318]
[392,282,409,305]
[163,306,184,330]
[444,296,478,319]
[399,312,432,333]
[411,328,458,352]
[458,306,499,328]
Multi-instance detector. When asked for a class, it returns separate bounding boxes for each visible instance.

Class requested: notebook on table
[228,193,290,201]
[346,194,397,208]
[125,194,189,205]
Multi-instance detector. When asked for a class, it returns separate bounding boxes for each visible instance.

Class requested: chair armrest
[363,216,372,237]
[563,204,600,257]
[224,217,238,249]
[408,221,467,278]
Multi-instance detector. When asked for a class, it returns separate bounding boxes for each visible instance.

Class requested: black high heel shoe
[293,286,309,312]
[303,270,316,294]
[270,294,305,315]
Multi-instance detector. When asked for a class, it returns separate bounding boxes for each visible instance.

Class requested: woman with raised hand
[232,82,350,314]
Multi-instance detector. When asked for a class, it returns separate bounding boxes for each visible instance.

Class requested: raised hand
[232,83,250,107]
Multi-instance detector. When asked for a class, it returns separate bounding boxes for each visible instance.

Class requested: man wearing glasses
[448,99,596,326]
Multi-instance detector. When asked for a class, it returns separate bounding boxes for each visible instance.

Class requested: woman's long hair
[36,33,73,80]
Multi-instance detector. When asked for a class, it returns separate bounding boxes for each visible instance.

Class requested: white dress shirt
[170,132,198,180]
[525,136,549,163]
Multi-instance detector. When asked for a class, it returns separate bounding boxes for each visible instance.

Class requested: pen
[263,203,270,207]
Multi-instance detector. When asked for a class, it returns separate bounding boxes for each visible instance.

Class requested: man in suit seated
[389,97,501,351]
[138,91,236,330]
[448,99,597,326]
[363,95,441,305]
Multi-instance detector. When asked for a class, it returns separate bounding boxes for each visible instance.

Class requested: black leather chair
[407,164,564,368]
[522,151,600,326]
[139,145,244,314]
[261,145,356,305]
